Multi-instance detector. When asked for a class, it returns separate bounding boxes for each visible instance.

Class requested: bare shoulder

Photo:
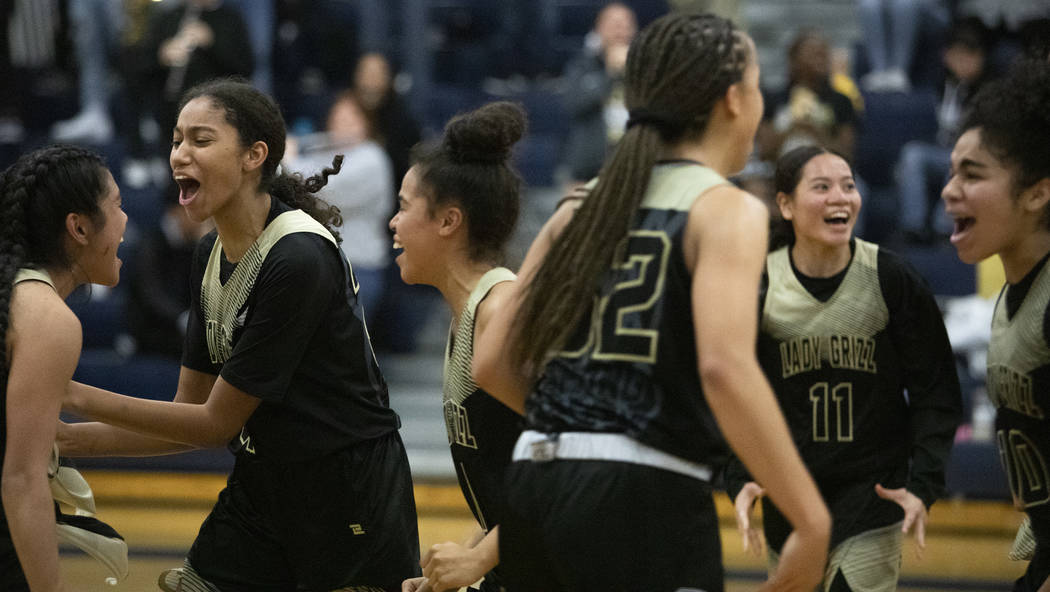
[684,185,770,269]
[690,184,769,223]
[8,281,81,356]
[474,276,517,341]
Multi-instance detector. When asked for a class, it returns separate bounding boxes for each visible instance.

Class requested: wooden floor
[61,471,1026,591]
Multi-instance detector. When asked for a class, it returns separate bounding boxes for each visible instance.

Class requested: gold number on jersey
[559,230,671,363]
[810,382,854,442]
[997,429,1050,509]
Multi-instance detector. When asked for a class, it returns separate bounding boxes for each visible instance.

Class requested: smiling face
[942,127,1033,265]
[389,166,444,285]
[81,169,127,287]
[777,152,860,252]
[171,96,255,222]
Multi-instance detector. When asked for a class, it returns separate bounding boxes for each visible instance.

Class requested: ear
[65,212,91,246]
[437,205,464,237]
[243,140,269,173]
[724,82,744,118]
[1021,177,1050,216]
[775,191,794,220]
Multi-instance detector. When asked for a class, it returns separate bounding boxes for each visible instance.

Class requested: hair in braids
[511,12,750,375]
[178,78,345,241]
[0,144,108,381]
[411,101,527,265]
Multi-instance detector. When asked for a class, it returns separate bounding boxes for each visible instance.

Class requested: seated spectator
[895,18,994,245]
[127,183,211,359]
[757,29,858,163]
[284,90,393,321]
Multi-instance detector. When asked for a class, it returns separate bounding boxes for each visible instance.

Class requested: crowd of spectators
[1,0,1049,357]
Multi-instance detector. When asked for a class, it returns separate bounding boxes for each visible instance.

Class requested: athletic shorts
[769,521,902,592]
[0,526,29,592]
[187,431,420,591]
[1014,541,1050,591]
[499,458,722,592]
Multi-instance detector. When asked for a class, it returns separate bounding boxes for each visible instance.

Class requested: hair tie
[626,108,686,132]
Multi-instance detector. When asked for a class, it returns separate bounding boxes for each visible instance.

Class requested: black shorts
[499,459,722,592]
[1015,542,1050,591]
[0,527,29,592]
[188,431,420,591]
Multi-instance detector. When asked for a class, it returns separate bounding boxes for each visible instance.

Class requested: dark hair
[178,78,344,239]
[961,59,1050,229]
[512,12,750,375]
[1,144,108,380]
[770,145,855,250]
[411,101,526,265]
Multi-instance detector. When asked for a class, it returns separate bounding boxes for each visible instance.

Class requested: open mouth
[824,213,850,226]
[953,217,975,236]
[174,175,201,205]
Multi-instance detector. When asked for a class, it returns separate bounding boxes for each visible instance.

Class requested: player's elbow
[697,352,741,395]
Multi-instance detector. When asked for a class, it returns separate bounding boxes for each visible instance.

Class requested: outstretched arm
[3,285,78,592]
[59,367,219,457]
[65,367,259,450]
[686,186,829,591]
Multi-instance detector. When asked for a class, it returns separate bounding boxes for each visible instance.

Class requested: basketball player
[1,145,127,591]
[941,59,1050,591]
[58,79,420,591]
[391,102,525,592]
[727,145,962,591]
[473,12,831,592]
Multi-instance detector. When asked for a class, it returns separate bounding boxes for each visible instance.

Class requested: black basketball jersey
[443,267,521,534]
[526,163,731,466]
[988,252,1050,544]
[727,240,961,550]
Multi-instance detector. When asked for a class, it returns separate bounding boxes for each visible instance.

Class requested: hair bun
[443,101,527,165]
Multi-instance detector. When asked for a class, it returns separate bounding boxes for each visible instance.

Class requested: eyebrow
[174,124,218,135]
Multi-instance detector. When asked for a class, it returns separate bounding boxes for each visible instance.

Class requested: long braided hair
[511,12,750,375]
[178,78,345,241]
[1,144,107,382]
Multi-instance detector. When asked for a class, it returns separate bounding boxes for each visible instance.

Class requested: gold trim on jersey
[764,239,888,380]
[200,210,338,365]
[641,163,730,211]
[13,268,56,291]
[442,267,516,444]
[987,259,1050,510]
[988,259,1050,418]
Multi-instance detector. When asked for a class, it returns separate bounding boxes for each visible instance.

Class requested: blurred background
[4,0,1047,588]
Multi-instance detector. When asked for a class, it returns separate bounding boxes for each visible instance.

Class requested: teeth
[393,240,402,249]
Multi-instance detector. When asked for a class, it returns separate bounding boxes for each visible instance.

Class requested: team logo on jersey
[988,364,1042,419]
[349,523,366,535]
[780,335,877,379]
[444,400,478,449]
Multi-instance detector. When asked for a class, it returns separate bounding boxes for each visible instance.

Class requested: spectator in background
[49,0,125,145]
[895,18,994,245]
[560,2,637,188]
[757,29,858,163]
[285,90,393,322]
[123,0,253,187]
[857,0,950,93]
[127,181,211,359]
[352,52,421,214]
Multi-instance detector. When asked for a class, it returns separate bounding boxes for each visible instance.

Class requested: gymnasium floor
[61,471,1025,591]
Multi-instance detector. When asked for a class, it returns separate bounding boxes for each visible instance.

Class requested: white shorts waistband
[512,430,712,482]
